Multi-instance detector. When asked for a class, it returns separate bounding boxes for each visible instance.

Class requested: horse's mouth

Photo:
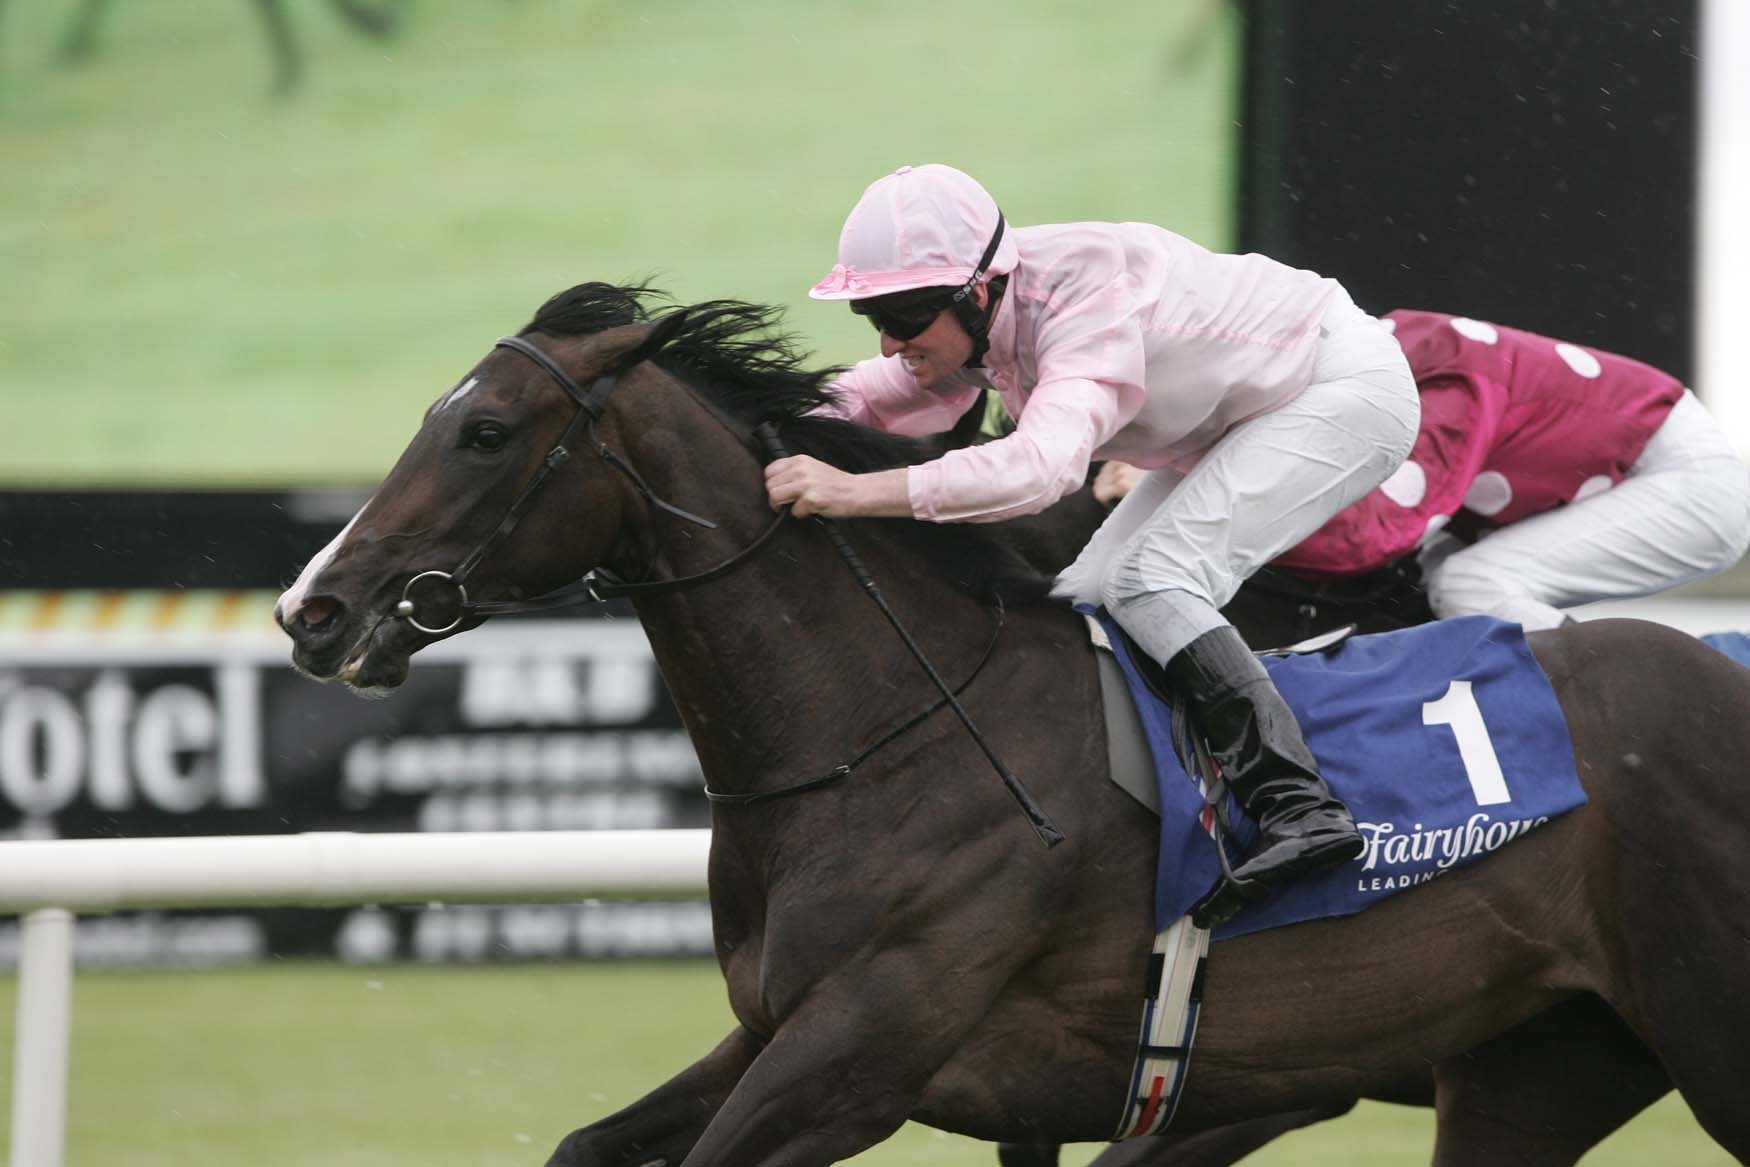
[291,610,424,694]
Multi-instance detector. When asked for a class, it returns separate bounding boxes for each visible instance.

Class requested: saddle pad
[1095,614,1587,940]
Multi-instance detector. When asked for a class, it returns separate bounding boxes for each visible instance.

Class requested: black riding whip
[755,421,1064,849]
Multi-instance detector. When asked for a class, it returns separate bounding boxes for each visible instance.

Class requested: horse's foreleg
[676,959,1010,1167]
[545,1025,762,1167]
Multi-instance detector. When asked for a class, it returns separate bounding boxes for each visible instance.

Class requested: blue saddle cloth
[1702,631,1750,669]
[1095,614,1587,940]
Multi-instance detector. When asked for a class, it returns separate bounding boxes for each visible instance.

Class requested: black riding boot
[1164,626,1363,927]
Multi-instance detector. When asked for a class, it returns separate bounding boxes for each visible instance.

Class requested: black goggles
[850,290,956,341]
[847,211,1006,343]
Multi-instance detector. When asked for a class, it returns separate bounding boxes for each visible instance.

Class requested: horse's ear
[605,309,693,374]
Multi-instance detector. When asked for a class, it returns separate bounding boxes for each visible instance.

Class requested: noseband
[395,326,785,634]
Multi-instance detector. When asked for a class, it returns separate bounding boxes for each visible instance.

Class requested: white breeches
[1423,390,1750,630]
[1053,290,1420,661]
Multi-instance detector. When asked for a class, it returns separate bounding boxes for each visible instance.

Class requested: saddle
[1236,559,1432,643]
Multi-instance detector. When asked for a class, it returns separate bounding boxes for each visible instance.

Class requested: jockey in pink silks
[764,164,1419,924]
[1272,310,1750,628]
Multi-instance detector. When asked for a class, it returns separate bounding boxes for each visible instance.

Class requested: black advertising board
[0,490,713,964]
[1238,0,1698,379]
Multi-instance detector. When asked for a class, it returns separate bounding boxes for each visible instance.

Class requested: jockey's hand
[1093,460,1145,507]
[765,455,862,518]
[765,456,915,519]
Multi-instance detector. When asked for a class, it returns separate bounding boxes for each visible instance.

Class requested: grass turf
[1,0,1235,487]
[0,961,1731,1166]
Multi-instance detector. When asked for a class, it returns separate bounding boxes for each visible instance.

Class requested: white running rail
[0,830,712,1167]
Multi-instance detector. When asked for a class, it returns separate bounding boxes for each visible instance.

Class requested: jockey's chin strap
[952,213,1005,368]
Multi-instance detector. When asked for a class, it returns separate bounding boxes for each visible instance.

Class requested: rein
[755,423,1062,848]
[467,508,788,613]
[704,596,1007,806]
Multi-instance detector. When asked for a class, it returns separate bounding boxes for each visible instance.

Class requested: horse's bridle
[394,326,785,634]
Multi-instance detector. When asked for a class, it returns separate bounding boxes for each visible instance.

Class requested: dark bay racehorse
[278,284,1750,1166]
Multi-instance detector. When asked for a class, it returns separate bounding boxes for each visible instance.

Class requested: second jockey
[1272,311,1750,628]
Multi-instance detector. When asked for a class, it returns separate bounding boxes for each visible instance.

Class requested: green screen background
[0,1,1236,486]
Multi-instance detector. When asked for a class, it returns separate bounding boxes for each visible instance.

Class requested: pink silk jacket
[824,220,1339,522]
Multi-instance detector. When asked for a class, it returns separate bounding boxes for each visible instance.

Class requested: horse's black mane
[521,281,926,468]
[521,282,1068,601]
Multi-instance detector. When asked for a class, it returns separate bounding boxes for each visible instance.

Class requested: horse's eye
[467,424,508,452]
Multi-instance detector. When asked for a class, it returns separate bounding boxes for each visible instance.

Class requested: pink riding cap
[810,165,1019,301]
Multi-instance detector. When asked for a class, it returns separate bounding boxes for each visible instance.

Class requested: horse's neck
[647,527,995,797]
[618,407,988,796]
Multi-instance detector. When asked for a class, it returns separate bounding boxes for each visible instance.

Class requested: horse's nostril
[300,596,342,631]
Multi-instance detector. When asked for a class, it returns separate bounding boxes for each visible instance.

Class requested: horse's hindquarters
[1529,618,1750,1156]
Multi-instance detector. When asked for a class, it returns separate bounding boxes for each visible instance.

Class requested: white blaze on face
[282,372,479,628]
[436,376,480,413]
[276,510,362,624]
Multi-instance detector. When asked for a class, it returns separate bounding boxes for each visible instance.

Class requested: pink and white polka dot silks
[1274,310,1685,578]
